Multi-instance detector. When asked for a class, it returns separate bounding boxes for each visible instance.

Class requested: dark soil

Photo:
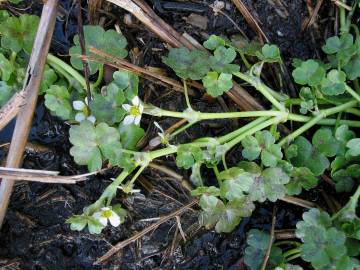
[0,1,336,269]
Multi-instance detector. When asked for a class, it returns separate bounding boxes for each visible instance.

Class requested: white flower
[92,207,121,227]
[122,96,143,125]
[72,97,96,123]
[149,122,177,150]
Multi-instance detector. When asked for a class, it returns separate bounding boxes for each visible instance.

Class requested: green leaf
[219,167,254,200]
[322,34,353,55]
[296,209,350,270]
[89,83,126,125]
[203,35,226,50]
[332,169,354,193]
[69,121,120,171]
[0,53,14,82]
[0,11,9,23]
[292,59,325,86]
[346,139,360,157]
[289,136,329,176]
[191,186,220,197]
[256,44,281,63]
[199,195,254,233]
[176,145,203,169]
[0,81,15,107]
[244,229,283,270]
[40,65,58,94]
[0,14,39,54]
[248,167,290,202]
[118,123,144,150]
[335,125,356,156]
[66,215,104,234]
[70,25,127,74]
[190,162,203,187]
[299,87,314,114]
[344,52,360,80]
[286,167,318,195]
[312,128,339,157]
[101,141,135,172]
[162,47,210,80]
[112,70,139,100]
[320,69,347,96]
[44,85,72,120]
[242,131,282,167]
[202,71,233,97]
[209,46,239,74]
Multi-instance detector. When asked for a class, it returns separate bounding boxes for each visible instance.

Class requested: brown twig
[230,0,269,43]
[260,206,276,270]
[274,229,296,240]
[0,90,25,132]
[77,0,92,102]
[0,167,109,184]
[303,0,324,31]
[280,196,319,209]
[0,0,58,228]
[95,199,198,264]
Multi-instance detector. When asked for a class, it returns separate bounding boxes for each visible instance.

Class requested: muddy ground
[0,0,337,269]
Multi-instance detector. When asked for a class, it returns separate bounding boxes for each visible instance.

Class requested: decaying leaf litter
[0,0,359,269]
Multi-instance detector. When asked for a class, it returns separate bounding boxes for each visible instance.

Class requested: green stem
[47,60,75,86]
[85,170,131,214]
[183,79,192,110]
[169,121,195,139]
[213,166,221,185]
[332,185,360,221]
[145,108,285,120]
[239,52,252,69]
[226,117,280,150]
[280,100,357,146]
[46,54,88,90]
[345,85,360,102]
[222,154,228,170]
[125,165,146,190]
[339,3,347,33]
[9,51,17,66]
[285,252,302,262]
[92,65,104,89]
[283,248,301,259]
[274,240,301,247]
[218,117,269,144]
[233,72,285,111]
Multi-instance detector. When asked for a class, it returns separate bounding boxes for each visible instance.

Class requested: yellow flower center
[130,106,140,116]
[101,210,113,218]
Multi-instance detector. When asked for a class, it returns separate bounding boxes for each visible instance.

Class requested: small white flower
[122,96,144,125]
[72,98,96,123]
[149,122,177,150]
[92,207,121,227]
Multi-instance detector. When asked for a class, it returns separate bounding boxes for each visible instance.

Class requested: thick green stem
[218,116,269,144]
[47,54,88,90]
[233,72,285,111]
[283,248,301,259]
[280,100,357,146]
[93,65,104,89]
[345,85,360,103]
[183,79,193,110]
[169,121,195,139]
[226,117,281,150]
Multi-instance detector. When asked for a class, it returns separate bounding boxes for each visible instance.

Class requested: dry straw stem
[0,0,59,228]
[0,90,25,132]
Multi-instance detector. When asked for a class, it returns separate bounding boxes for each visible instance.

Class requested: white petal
[123,115,135,125]
[87,115,96,123]
[134,115,141,125]
[101,207,111,211]
[132,96,140,106]
[138,103,144,113]
[122,104,131,111]
[92,212,108,226]
[84,97,89,105]
[154,121,162,131]
[75,112,86,122]
[98,217,108,226]
[109,211,121,227]
[73,100,85,110]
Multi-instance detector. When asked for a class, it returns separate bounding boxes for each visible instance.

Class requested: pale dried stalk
[0,0,58,228]
[0,90,25,132]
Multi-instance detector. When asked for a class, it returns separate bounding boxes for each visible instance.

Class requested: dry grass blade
[303,0,324,31]
[95,199,198,264]
[0,90,25,132]
[88,0,103,24]
[231,0,269,43]
[0,167,108,184]
[281,196,319,209]
[260,206,276,270]
[0,0,59,228]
